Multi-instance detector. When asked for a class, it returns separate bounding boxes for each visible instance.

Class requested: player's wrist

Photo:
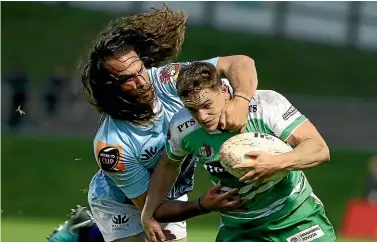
[197,196,211,214]
[276,152,296,171]
[234,90,252,99]
[233,93,251,104]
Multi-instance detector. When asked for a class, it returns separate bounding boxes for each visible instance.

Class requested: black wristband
[233,94,251,103]
[198,197,211,214]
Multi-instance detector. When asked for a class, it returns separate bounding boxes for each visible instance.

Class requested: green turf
[1,218,374,242]
[1,135,374,232]
[2,2,377,97]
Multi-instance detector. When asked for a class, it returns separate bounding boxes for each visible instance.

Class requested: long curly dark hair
[81,5,187,124]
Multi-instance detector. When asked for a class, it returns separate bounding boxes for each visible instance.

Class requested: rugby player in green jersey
[141,62,336,242]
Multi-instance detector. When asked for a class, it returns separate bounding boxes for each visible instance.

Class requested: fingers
[219,188,239,200]
[148,229,165,242]
[231,151,259,169]
[225,196,246,209]
[252,173,269,183]
[232,160,254,169]
[149,232,158,242]
[155,228,166,242]
[219,196,247,213]
[239,170,257,183]
[143,219,167,242]
[239,125,247,134]
[219,108,227,130]
[240,171,270,183]
[245,151,260,158]
[162,229,176,241]
[211,181,223,193]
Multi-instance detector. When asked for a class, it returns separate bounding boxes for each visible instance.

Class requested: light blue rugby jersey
[89,58,219,203]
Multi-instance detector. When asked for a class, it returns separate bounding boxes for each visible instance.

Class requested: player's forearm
[154,199,209,223]
[220,55,257,99]
[279,138,330,170]
[142,154,181,219]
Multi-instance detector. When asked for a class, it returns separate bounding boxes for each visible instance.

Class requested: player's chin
[137,91,155,104]
[202,122,218,132]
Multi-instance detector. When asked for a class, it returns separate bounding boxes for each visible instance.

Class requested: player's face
[105,51,154,104]
[184,85,230,132]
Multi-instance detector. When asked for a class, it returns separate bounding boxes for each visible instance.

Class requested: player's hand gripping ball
[219,132,292,182]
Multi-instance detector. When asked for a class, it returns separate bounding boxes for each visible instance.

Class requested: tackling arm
[141,152,183,219]
[217,55,258,100]
[153,198,209,223]
[141,152,210,222]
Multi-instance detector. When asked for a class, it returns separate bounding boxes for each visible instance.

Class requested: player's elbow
[221,55,255,68]
[317,141,330,164]
[234,55,255,66]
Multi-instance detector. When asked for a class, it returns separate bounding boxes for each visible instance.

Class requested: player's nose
[196,109,208,123]
[135,75,147,87]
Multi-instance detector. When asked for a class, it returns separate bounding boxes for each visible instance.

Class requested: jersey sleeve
[264,91,308,141]
[165,113,191,162]
[94,139,150,199]
[149,57,219,94]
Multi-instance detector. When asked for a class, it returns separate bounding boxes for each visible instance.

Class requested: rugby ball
[219,132,292,182]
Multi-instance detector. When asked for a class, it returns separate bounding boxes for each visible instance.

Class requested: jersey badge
[96,141,126,172]
[199,143,214,158]
[159,63,180,84]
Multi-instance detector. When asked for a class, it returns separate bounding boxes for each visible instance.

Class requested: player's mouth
[137,89,155,103]
[202,119,217,130]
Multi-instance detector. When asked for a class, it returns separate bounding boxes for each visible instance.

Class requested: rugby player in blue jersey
[48,5,258,242]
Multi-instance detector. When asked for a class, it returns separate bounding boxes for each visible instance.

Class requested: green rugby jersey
[166,90,312,227]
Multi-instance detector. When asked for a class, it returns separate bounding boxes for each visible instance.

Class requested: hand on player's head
[219,94,249,132]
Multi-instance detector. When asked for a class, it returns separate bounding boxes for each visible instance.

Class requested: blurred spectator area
[1,1,376,151]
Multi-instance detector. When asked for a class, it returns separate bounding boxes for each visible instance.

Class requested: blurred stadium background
[2,1,377,242]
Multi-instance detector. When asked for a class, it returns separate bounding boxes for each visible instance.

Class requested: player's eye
[203,103,211,109]
[118,74,137,83]
[118,65,144,83]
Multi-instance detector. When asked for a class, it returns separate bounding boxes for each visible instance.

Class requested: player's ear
[220,84,228,94]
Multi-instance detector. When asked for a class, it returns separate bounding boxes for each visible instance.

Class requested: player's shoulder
[170,108,196,130]
[148,62,187,86]
[94,116,138,173]
[169,108,200,139]
[95,115,134,148]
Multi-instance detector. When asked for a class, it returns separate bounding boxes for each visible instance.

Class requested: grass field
[1,218,374,242]
[2,135,374,231]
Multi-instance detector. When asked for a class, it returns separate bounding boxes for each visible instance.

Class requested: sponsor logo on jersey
[282,105,298,121]
[112,214,130,228]
[177,118,196,132]
[286,225,325,242]
[203,162,224,173]
[140,146,164,162]
[254,132,274,140]
[199,143,214,158]
[249,104,257,112]
[159,63,180,84]
[96,141,126,172]
[203,161,234,179]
